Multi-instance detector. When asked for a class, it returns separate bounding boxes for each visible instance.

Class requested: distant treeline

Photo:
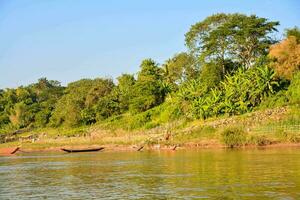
[0,13,299,133]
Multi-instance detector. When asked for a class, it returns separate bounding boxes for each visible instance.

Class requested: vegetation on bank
[0,13,300,148]
[0,105,299,150]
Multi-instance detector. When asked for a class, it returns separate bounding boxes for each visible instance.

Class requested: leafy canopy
[185,13,279,70]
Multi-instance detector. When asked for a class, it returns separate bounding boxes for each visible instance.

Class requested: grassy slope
[1,105,299,150]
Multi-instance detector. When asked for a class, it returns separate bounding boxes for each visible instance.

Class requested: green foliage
[85,78,115,107]
[285,26,300,43]
[176,126,217,142]
[190,65,279,119]
[155,99,183,123]
[287,72,300,104]
[130,59,166,113]
[276,130,300,143]
[247,135,271,146]
[128,111,153,130]
[116,74,136,112]
[220,127,247,147]
[50,78,115,127]
[0,78,64,130]
[80,108,96,125]
[185,13,279,69]
[199,62,223,92]
[177,79,203,101]
[163,52,199,85]
[34,110,51,127]
[258,90,289,109]
[95,92,121,120]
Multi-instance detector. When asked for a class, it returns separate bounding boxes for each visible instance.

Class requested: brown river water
[1,148,300,199]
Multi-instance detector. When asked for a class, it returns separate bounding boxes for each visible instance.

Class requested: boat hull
[61,147,104,153]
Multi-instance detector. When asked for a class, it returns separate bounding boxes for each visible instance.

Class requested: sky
[0,0,299,88]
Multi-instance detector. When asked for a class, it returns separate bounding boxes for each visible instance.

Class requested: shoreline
[0,106,299,155]
[1,141,300,155]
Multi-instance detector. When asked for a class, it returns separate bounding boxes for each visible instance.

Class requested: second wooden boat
[61,147,104,153]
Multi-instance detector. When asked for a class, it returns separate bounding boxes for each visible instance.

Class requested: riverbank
[0,106,299,153]
[2,140,300,155]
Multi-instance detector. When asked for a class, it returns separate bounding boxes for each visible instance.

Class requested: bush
[276,130,300,143]
[181,125,217,140]
[247,135,272,146]
[220,127,247,147]
[286,133,300,143]
[258,90,289,109]
[128,111,152,130]
[156,99,183,123]
[144,122,160,129]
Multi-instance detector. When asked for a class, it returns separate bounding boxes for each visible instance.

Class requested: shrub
[286,133,300,143]
[156,100,183,123]
[220,127,247,147]
[258,90,289,109]
[178,126,217,141]
[247,135,272,146]
[276,130,300,143]
[144,122,160,129]
[128,111,152,130]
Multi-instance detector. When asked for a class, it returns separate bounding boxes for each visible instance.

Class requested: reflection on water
[1,148,300,199]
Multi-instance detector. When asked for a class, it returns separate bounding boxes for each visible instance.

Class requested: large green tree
[185,13,279,72]
[130,59,166,113]
[50,78,114,127]
[116,74,136,112]
[163,52,198,85]
[0,78,64,129]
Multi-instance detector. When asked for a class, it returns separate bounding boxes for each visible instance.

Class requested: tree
[9,102,27,128]
[130,59,166,113]
[185,13,279,72]
[31,78,64,127]
[199,62,223,91]
[0,91,10,128]
[116,74,136,112]
[269,36,300,80]
[163,52,198,85]
[50,78,114,127]
[85,78,114,107]
[94,91,120,120]
[0,78,64,129]
[285,26,300,43]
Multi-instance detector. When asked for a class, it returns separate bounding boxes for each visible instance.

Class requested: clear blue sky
[0,0,299,88]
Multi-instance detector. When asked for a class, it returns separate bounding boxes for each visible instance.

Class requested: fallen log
[171,145,178,151]
[137,146,144,151]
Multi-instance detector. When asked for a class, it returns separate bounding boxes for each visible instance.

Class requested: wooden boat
[61,147,104,153]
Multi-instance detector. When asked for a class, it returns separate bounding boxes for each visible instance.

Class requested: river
[1,148,300,199]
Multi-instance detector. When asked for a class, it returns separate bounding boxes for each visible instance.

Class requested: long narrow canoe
[61,147,104,153]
